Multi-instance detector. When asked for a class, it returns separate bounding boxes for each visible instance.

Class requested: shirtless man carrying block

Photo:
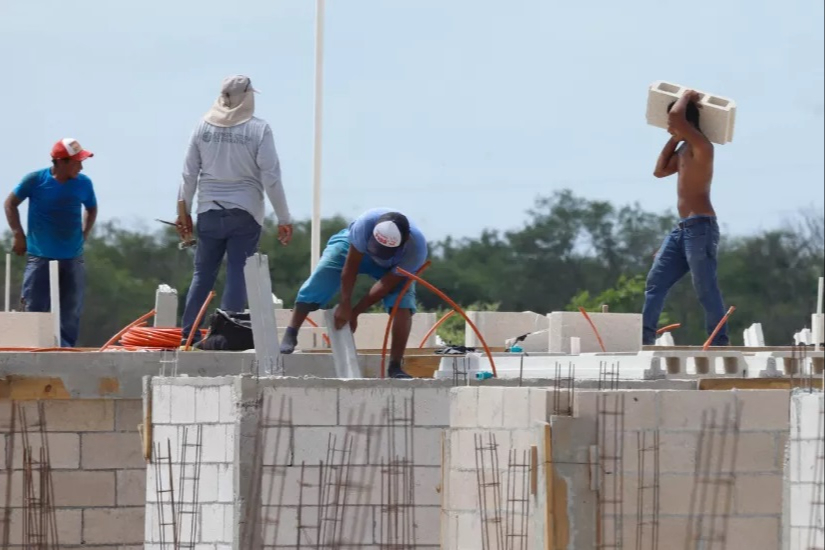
[642,90,730,346]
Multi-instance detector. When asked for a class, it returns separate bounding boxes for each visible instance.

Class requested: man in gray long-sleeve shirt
[176,74,293,344]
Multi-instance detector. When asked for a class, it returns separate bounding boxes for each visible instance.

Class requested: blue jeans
[181,208,262,340]
[21,255,85,347]
[642,216,729,346]
[295,229,418,313]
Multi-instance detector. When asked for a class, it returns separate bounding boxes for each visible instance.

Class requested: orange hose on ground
[380,261,432,379]
[702,306,735,351]
[418,310,456,348]
[577,307,607,353]
[98,310,157,351]
[185,291,216,351]
[304,316,331,347]
[656,323,682,335]
[396,268,498,378]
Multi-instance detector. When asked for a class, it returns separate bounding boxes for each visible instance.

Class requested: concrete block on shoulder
[646,80,737,144]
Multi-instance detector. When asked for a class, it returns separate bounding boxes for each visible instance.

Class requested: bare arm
[339,247,364,310]
[653,137,680,178]
[353,272,406,315]
[83,206,98,240]
[3,193,24,236]
[668,91,713,158]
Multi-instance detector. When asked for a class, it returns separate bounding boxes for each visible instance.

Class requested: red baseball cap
[51,138,94,161]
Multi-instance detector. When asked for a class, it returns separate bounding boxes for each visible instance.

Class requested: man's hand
[684,89,702,103]
[333,303,352,331]
[11,232,26,256]
[175,213,193,240]
[278,224,293,246]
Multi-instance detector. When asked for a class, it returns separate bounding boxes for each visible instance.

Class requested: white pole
[310,0,326,273]
[817,276,823,315]
[4,253,9,312]
[49,260,61,347]
[816,276,824,351]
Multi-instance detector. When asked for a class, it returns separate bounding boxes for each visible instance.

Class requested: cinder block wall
[574,389,790,550]
[0,398,145,548]
[146,377,453,550]
[786,390,824,549]
[145,378,237,550]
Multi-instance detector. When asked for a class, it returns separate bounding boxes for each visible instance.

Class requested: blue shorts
[295,229,417,313]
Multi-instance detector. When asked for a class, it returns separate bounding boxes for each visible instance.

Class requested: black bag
[195,309,255,351]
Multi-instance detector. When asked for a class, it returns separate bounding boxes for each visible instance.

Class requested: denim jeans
[181,208,262,341]
[642,216,729,346]
[21,255,85,347]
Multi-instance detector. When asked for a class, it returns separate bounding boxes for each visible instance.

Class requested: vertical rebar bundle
[475,432,504,550]
[154,439,179,549]
[177,426,204,549]
[635,430,660,550]
[379,396,415,549]
[685,404,740,550]
[504,449,531,550]
[19,403,59,550]
[597,392,626,550]
[553,361,576,416]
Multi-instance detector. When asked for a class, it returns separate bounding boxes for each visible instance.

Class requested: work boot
[280,327,298,354]
[388,360,412,379]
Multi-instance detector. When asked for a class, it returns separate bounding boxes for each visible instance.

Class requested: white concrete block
[195,386,221,424]
[152,383,173,425]
[791,392,824,440]
[169,385,196,424]
[813,313,824,346]
[476,387,505,428]
[413,387,452,426]
[465,311,549,352]
[323,308,362,379]
[154,284,178,327]
[199,504,233,543]
[0,311,54,347]
[261,387,338,426]
[201,424,233,463]
[338,387,413,426]
[655,332,675,346]
[449,387,479,428]
[646,80,737,145]
[502,388,531,428]
[218,384,236,424]
[547,311,642,354]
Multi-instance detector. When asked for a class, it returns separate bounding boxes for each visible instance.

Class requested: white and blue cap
[367,212,410,260]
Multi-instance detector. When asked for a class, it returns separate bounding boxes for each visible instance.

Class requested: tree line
[2,190,822,347]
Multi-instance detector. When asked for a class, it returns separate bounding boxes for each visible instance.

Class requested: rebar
[553,361,576,416]
[597,392,626,550]
[505,449,531,550]
[475,432,505,550]
[635,430,660,550]
[177,425,204,549]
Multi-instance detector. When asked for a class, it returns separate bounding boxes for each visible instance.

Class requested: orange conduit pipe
[418,310,456,348]
[185,291,216,351]
[304,316,331,347]
[702,306,735,351]
[656,323,682,335]
[380,261,432,379]
[577,307,607,353]
[98,309,157,351]
[395,267,498,378]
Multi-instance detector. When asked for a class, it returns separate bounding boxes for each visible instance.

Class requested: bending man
[642,90,729,346]
[280,209,428,379]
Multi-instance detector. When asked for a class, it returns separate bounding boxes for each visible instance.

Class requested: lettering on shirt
[202,131,252,145]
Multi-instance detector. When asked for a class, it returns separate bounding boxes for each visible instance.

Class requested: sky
[0,0,822,244]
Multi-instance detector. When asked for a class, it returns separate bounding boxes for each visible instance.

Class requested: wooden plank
[0,376,71,400]
[698,378,823,391]
[530,445,538,496]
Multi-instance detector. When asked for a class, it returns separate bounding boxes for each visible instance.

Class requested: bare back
[674,140,715,218]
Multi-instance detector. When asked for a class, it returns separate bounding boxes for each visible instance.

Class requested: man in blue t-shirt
[280,208,428,378]
[3,138,98,347]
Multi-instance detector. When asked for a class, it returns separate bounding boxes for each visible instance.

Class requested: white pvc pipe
[4,253,9,312]
[49,260,60,347]
[817,276,823,315]
[310,0,325,274]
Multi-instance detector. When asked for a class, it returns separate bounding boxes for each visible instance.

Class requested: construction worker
[176,75,293,345]
[643,90,729,346]
[3,139,98,347]
[280,208,428,379]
